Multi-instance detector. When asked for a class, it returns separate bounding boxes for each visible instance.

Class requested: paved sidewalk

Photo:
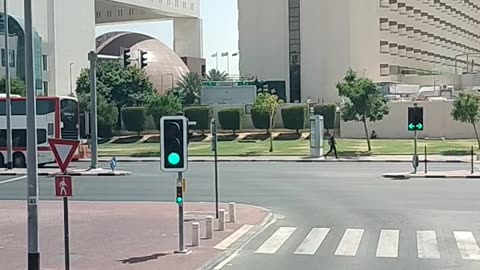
[0,167,132,176]
[383,170,480,179]
[0,201,270,270]
[84,155,478,163]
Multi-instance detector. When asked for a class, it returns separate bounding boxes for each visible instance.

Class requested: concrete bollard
[192,222,200,247]
[218,209,226,231]
[206,216,214,239]
[229,202,236,223]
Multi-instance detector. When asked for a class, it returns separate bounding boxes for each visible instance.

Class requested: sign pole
[211,119,219,218]
[63,195,70,270]
[177,172,185,253]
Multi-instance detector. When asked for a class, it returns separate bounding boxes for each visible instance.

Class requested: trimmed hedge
[218,108,244,135]
[184,106,212,135]
[251,108,270,133]
[314,104,336,130]
[122,107,147,136]
[281,105,307,134]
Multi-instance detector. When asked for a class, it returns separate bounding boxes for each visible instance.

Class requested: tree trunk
[362,118,371,152]
[473,123,480,150]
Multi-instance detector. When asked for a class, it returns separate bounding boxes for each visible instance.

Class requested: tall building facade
[238,0,480,103]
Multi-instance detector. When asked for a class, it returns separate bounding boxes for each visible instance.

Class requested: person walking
[324,133,338,159]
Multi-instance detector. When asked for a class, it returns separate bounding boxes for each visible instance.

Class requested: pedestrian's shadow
[117,253,168,264]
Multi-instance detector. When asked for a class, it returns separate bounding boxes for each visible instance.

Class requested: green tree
[337,69,389,152]
[77,93,118,138]
[172,72,203,105]
[147,95,183,130]
[205,69,229,81]
[122,107,148,136]
[0,78,26,96]
[451,92,480,149]
[252,89,282,152]
[75,62,156,128]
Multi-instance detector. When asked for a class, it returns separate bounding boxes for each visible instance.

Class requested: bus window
[0,129,49,147]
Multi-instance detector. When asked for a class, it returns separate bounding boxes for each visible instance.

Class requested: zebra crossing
[250,226,480,261]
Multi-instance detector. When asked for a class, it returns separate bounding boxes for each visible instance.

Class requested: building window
[106,10,112,17]
[43,81,48,95]
[42,55,48,71]
[1,49,5,67]
[288,0,301,102]
[9,50,15,68]
[118,9,123,16]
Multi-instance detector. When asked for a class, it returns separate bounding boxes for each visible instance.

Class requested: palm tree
[175,72,203,105]
[205,69,229,81]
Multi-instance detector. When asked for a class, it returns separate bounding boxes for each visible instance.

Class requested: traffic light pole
[414,130,418,174]
[176,172,187,253]
[211,119,219,219]
[88,51,98,170]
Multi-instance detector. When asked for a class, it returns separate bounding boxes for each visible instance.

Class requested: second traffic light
[139,50,148,69]
[122,48,131,68]
[408,107,424,131]
[161,116,188,172]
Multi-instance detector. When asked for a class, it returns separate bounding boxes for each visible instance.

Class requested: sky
[96,0,239,75]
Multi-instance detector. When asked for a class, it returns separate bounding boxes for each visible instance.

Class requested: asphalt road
[1,161,480,270]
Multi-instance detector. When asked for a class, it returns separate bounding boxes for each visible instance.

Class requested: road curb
[200,209,275,270]
[81,158,473,163]
[0,171,133,177]
[383,173,480,179]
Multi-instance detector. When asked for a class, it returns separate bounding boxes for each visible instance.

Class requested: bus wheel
[13,153,26,168]
[0,153,4,168]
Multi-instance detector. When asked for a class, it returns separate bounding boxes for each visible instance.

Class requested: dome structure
[96,32,189,95]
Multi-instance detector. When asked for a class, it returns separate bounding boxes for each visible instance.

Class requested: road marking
[214,225,254,250]
[376,229,399,258]
[213,250,239,270]
[255,227,296,254]
[454,231,480,260]
[334,229,364,256]
[417,231,441,259]
[0,176,27,185]
[294,228,330,255]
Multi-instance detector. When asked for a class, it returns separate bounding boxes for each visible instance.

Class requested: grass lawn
[98,138,480,157]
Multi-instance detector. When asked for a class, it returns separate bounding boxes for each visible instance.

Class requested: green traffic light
[168,153,181,165]
[176,197,183,204]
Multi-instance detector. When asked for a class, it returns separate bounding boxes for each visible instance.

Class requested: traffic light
[122,48,131,68]
[176,186,183,204]
[161,116,188,172]
[139,50,148,69]
[408,107,424,131]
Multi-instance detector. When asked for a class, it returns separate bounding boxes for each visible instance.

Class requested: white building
[238,0,480,103]
[1,0,202,96]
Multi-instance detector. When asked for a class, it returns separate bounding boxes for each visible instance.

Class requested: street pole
[177,172,186,253]
[211,118,219,218]
[69,62,74,96]
[63,196,70,270]
[25,0,40,269]
[414,129,418,174]
[88,51,98,169]
[4,0,12,169]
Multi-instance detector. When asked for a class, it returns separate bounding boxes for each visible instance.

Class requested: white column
[174,18,203,58]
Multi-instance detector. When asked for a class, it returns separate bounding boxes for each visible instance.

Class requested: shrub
[218,108,244,135]
[184,106,212,135]
[314,104,336,130]
[147,95,182,130]
[281,105,307,134]
[251,108,270,133]
[122,107,147,136]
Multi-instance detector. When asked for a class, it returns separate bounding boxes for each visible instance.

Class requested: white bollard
[206,216,214,239]
[192,222,200,247]
[218,209,226,231]
[229,202,236,223]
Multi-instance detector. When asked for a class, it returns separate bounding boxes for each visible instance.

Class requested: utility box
[310,115,324,158]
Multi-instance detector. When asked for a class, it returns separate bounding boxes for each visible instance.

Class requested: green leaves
[147,95,182,130]
[173,72,203,105]
[451,92,480,124]
[0,77,26,96]
[205,69,229,81]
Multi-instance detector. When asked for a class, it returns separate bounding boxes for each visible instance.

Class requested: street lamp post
[24,0,40,269]
[4,0,12,169]
[69,62,74,96]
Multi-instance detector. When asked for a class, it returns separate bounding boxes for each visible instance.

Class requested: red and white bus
[0,96,79,167]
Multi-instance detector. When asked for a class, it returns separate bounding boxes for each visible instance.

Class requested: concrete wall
[340,100,480,139]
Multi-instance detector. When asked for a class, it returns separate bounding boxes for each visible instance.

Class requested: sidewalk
[83,155,478,163]
[0,167,132,176]
[0,201,270,270]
